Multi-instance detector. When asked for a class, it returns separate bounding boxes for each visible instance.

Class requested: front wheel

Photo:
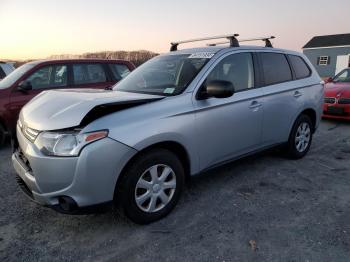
[117,149,185,224]
[285,114,313,159]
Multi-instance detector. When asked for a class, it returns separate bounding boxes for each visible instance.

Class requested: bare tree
[48,50,158,66]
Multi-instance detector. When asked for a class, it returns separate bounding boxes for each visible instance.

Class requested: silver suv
[12,35,323,224]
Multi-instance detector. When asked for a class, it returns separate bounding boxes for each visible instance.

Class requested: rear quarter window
[288,55,311,79]
[260,53,292,86]
[108,64,131,81]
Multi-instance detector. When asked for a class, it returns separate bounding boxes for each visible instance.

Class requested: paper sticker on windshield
[164,87,175,94]
[188,52,215,59]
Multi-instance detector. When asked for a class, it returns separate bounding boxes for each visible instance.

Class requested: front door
[193,52,263,170]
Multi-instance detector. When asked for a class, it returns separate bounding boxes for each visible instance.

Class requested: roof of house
[303,33,350,49]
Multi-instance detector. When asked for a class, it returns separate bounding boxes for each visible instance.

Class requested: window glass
[0,66,5,79]
[0,63,35,89]
[73,64,107,85]
[333,69,350,82]
[109,64,131,80]
[205,53,254,91]
[114,54,209,96]
[2,63,15,75]
[288,55,311,79]
[26,65,67,89]
[318,56,329,66]
[261,53,292,85]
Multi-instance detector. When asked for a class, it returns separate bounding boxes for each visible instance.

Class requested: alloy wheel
[135,164,177,213]
[295,122,311,153]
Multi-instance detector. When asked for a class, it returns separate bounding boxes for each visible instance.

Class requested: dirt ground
[1,119,350,262]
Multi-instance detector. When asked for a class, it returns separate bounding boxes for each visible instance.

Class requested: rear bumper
[12,125,137,209]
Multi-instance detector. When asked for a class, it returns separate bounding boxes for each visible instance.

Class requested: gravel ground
[1,119,350,262]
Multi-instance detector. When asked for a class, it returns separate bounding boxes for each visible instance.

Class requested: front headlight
[35,130,108,157]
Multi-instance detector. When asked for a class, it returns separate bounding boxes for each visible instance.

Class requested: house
[302,33,350,78]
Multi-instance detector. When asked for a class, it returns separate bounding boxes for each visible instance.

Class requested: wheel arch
[114,140,192,200]
[299,108,317,132]
[286,107,317,144]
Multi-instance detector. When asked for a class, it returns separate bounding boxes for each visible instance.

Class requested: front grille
[338,98,350,104]
[18,120,40,142]
[324,97,336,104]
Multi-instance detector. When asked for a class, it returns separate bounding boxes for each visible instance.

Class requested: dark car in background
[0,59,135,145]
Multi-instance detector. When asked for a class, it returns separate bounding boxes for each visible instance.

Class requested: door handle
[249,101,262,110]
[294,91,302,98]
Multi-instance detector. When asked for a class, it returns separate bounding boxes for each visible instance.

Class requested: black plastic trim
[80,97,164,126]
[51,201,113,215]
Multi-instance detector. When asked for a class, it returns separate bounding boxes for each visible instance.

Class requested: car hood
[325,82,350,97]
[20,89,164,131]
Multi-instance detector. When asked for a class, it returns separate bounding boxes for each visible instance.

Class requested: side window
[261,53,292,85]
[73,64,107,85]
[0,66,5,79]
[26,65,67,89]
[206,53,255,92]
[108,64,131,81]
[288,55,311,79]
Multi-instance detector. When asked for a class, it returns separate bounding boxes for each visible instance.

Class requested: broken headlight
[35,130,108,157]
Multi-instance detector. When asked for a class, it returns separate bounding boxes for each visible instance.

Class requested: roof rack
[207,36,276,48]
[170,34,239,51]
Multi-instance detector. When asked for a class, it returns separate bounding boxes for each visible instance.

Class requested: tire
[0,124,6,147]
[285,114,313,159]
[116,149,185,224]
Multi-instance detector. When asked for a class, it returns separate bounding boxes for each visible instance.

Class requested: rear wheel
[116,149,185,224]
[285,114,313,159]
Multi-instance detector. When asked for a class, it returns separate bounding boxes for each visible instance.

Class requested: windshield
[114,54,211,96]
[333,69,350,83]
[0,63,35,89]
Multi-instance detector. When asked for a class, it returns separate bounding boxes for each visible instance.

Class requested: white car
[0,62,15,80]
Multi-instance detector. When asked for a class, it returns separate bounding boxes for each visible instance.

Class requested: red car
[0,59,135,145]
[323,68,350,120]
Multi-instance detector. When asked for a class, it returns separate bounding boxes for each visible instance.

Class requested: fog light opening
[58,196,78,212]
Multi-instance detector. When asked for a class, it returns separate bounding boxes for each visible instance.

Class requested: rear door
[259,52,306,145]
[9,64,68,128]
[72,63,114,90]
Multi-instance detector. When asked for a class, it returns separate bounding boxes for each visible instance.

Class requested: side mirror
[17,80,32,92]
[325,77,333,83]
[200,80,235,99]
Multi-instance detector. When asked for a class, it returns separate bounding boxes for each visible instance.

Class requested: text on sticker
[188,53,215,59]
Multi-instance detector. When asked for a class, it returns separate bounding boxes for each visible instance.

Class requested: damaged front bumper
[12,124,137,211]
